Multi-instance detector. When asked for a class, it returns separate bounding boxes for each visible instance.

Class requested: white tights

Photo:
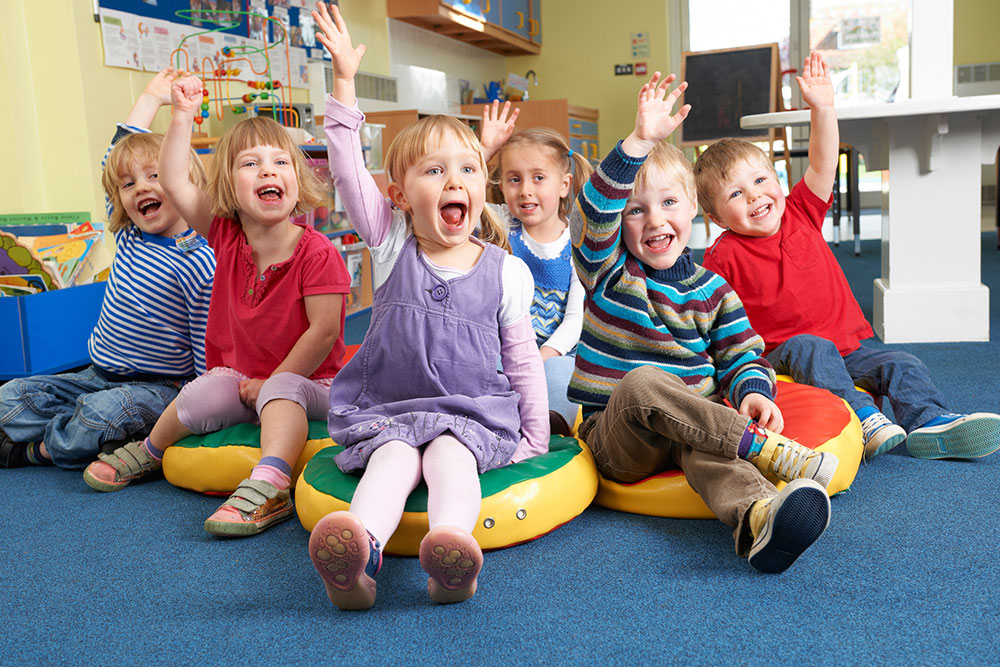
[348,435,482,546]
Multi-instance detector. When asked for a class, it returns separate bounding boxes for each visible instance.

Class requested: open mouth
[440,202,467,229]
[137,198,162,218]
[257,185,284,203]
[750,203,771,220]
[519,202,538,213]
[645,233,675,252]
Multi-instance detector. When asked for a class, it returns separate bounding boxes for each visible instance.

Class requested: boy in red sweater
[698,52,1000,460]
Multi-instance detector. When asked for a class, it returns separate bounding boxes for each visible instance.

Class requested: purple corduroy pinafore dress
[328,235,521,474]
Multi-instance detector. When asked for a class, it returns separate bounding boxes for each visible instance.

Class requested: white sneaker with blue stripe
[906,413,1000,459]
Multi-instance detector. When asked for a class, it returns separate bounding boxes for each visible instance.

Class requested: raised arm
[126,67,187,130]
[313,2,366,107]
[159,75,214,237]
[798,52,839,201]
[480,100,520,164]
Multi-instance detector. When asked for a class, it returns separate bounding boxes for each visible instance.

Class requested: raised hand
[633,72,690,145]
[797,51,834,110]
[313,1,366,82]
[144,67,188,106]
[480,100,520,163]
[171,75,205,116]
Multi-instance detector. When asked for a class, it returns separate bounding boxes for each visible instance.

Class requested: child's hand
[480,100,520,163]
[171,75,205,116]
[313,2,366,82]
[797,51,834,110]
[739,393,784,434]
[143,67,188,106]
[238,378,265,409]
[622,72,690,157]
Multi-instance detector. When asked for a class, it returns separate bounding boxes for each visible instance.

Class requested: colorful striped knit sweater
[568,141,775,417]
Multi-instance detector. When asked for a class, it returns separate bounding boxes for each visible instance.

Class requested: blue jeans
[544,353,580,426]
[766,334,949,433]
[0,366,180,469]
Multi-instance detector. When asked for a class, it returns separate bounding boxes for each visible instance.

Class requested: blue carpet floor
[2,235,999,664]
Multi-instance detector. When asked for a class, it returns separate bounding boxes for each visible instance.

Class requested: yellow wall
[506,0,670,155]
[954,0,1000,66]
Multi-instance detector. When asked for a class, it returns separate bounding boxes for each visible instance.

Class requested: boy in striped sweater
[571,73,837,572]
[0,68,215,469]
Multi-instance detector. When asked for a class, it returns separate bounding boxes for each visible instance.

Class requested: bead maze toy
[171,8,295,127]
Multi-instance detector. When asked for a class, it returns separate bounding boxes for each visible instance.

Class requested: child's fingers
[498,100,512,122]
[331,3,351,40]
[508,107,520,124]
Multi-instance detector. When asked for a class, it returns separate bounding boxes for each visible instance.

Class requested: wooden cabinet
[460,99,598,160]
[361,109,481,178]
[387,0,541,56]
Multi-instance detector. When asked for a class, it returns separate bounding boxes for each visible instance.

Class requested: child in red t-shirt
[82,75,352,538]
[698,52,1000,461]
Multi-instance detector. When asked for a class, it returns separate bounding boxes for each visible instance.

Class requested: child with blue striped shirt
[0,68,216,469]
[572,73,838,573]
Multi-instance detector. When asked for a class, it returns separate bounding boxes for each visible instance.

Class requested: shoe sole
[309,512,377,610]
[419,526,482,604]
[865,431,907,459]
[906,415,1000,459]
[82,464,129,492]
[748,480,831,574]
[203,503,294,537]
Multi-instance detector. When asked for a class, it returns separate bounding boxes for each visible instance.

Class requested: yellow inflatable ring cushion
[163,421,335,495]
[296,435,598,556]
[594,376,862,519]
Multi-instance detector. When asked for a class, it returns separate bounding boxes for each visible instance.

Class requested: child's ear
[706,211,726,228]
[387,182,410,212]
[559,172,573,198]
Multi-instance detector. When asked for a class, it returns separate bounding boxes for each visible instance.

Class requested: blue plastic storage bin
[0,282,106,380]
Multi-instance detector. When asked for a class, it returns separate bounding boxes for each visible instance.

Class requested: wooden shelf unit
[387,0,540,56]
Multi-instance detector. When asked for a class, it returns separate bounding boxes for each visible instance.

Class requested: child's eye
[729,190,742,199]
[149,173,158,181]
[242,160,257,168]
[662,198,677,207]
[625,206,643,216]
[533,174,545,182]
[507,176,520,184]
[754,177,766,185]
[121,181,134,189]
[276,158,290,166]
[461,165,475,174]
[426,167,442,175]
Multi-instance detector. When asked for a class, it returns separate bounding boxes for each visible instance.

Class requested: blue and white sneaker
[748,479,831,574]
[906,413,1000,460]
[860,412,907,459]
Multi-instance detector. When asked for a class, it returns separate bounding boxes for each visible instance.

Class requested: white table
[742,96,1000,344]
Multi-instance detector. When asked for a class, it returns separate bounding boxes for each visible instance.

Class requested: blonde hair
[635,140,696,203]
[102,133,207,234]
[493,127,594,220]
[693,138,776,219]
[385,115,510,253]
[209,116,325,220]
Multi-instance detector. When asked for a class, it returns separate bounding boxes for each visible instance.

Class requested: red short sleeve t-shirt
[205,217,351,379]
[702,180,873,356]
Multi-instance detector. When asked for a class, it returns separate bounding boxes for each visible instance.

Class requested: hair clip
[567,149,574,157]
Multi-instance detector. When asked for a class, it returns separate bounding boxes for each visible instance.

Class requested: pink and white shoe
[419,525,483,604]
[309,511,381,611]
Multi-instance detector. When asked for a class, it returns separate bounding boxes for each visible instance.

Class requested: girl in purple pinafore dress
[308,2,549,611]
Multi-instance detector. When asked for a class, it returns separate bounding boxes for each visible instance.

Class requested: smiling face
[388,128,487,252]
[232,144,299,225]
[708,158,786,237]
[622,171,698,271]
[499,144,572,237]
[118,157,187,238]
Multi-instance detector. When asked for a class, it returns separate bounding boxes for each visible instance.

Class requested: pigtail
[479,205,512,253]
[560,149,594,220]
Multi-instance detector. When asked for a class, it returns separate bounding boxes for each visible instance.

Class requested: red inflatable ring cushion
[593,376,863,519]
[161,344,360,495]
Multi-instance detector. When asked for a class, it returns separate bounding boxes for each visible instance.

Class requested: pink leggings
[349,435,482,546]
[175,368,330,435]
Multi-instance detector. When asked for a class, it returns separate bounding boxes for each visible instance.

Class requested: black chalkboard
[678,43,778,147]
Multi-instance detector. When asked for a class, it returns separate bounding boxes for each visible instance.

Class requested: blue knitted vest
[509,225,572,346]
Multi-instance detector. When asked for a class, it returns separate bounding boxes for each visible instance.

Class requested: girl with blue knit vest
[480,106,593,430]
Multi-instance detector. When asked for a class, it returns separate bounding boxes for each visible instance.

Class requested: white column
[909,0,954,100]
